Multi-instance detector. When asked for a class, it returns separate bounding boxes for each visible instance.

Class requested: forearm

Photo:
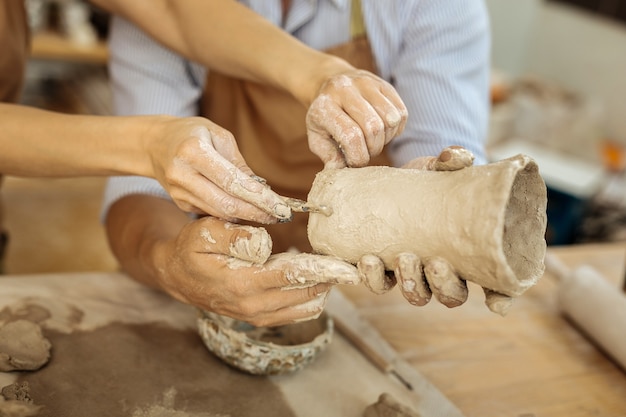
[0,103,161,177]
[105,194,188,290]
[91,0,353,106]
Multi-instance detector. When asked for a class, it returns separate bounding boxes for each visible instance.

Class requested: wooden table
[2,243,625,416]
[0,271,458,416]
[340,242,626,417]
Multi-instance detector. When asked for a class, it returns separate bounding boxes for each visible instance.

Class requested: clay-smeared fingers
[394,252,431,306]
[337,70,407,151]
[182,126,292,221]
[306,95,370,168]
[358,254,396,294]
[220,281,333,327]
[262,252,361,287]
[267,288,331,325]
[178,253,336,327]
[339,87,386,157]
[193,217,273,264]
[238,290,332,328]
[423,257,468,308]
[358,75,408,145]
[170,178,281,224]
[483,288,514,316]
[305,70,407,169]
[401,146,475,171]
[307,128,347,170]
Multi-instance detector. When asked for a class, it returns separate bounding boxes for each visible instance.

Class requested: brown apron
[201,0,390,253]
[0,0,30,268]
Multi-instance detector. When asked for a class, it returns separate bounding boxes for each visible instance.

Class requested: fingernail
[386,110,401,127]
[273,202,293,221]
[407,297,430,307]
[238,177,292,221]
[439,150,452,163]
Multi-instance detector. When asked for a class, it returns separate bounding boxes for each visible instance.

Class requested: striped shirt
[103,0,491,213]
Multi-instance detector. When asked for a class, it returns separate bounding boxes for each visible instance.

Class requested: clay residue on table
[0,381,41,417]
[16,322,297,417]
[0,320,51,372]
[0,397,41,417]
[363,393,422,417]
[0,301,84,333]
[131,387,227,417]
[0,304,51,325]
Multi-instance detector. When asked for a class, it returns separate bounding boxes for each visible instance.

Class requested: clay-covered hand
[154,216,360,327]
[358,253,469,308]
[148,116,291,224]
[401,145,475,171]
[358,146,475,308]
[306,69,408,169]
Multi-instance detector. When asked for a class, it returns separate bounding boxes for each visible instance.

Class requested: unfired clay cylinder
[307,154,547,297]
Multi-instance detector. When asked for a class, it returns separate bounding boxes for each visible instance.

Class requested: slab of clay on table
[0,272,462,417]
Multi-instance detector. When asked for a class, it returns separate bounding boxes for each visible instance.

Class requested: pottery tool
[544,253,626,372]
[283,198,333,216]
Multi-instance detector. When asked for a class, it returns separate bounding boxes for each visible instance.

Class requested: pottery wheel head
[197,310,333,375]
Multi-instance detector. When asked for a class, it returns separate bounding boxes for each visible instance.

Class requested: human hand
[153,216,360,327]
[358,253,469,308]
[358,146,506,311]
[377,257,512,314]
[147,116,291,224]
[401,145,475,171]
[306,69,408,169]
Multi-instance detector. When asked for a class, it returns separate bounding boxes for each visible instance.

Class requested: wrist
[288,53,355,107]
[104,115,163,178]
[142,234,174,291]
[132,114,180,180]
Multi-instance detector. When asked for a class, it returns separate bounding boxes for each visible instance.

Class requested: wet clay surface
[16,322,297,417]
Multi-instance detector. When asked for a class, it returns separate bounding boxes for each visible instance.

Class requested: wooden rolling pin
[545,253,626,372]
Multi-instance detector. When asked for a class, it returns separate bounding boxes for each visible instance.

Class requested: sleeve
[101,16,207,219]
[384,0,491,166]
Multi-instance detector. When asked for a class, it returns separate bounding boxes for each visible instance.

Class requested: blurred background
[3,0,115,274]
[3,0,626,274]
[487,0,626,248]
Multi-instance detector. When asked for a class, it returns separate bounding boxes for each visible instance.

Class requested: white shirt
[103,0,491,214]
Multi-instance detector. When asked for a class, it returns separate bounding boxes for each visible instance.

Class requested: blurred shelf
[30,30,108,64]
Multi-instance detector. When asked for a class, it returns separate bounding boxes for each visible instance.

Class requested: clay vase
[306,154,547,297]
